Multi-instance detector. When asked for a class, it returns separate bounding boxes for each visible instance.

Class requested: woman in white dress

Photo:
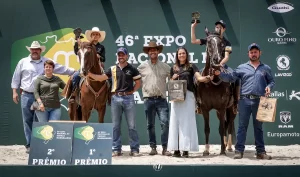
[167,47,212,157]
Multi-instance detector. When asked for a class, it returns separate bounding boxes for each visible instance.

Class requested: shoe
[182,151,189,158]
[162,148,172,156]
[149,148,158,155]
[112,151,122,157]
[26,147,30,154]
[129,151,139,157]
[256,152,272,160]
[233,151,243,159]
[172,150,181,157]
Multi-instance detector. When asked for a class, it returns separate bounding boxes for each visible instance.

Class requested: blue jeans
[35,107,61,122]
[21,92,36,148]
[235,97,266,154]
[144,97,170,148]
[72,70,81,89]
[111,94,139,152]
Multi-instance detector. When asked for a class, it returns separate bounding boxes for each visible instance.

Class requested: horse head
[78,42,101,76]
[205,27,223,73]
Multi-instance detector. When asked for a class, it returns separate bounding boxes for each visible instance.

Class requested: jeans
[21,92,36,148]
[111,94,139,152]
[72,70,81,89]
[235,97,266,154]
[144,97,170,148]
[35,107,61,122]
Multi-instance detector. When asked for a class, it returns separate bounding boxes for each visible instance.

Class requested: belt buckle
[250,95,255,99]
[117,92,123,96]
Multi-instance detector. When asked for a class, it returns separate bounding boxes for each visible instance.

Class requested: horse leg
[217,109,226,155]
[97,105,106,123]
[68,102,76,121]
[202,110,210,156]
[76,105,82,121]
[226,106,236,152]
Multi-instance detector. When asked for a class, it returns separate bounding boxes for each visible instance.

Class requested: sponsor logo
[275,55,292,77]
[289,90,300,101]
[74,126,96,145]
[269,91,285,98]
[278,111,293,128]
[267,132,300,138]
[33,125,55,144]
[268,27,296,44]
[267,2,294,13]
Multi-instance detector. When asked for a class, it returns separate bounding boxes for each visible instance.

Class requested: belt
[112,92,132,96]
[22,90,34,94]
[241,95,260,99]
[144,96,162,99]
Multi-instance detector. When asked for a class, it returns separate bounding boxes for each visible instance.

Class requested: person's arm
[88,67,111,82]
[52,59,76,76]
[265,66,275,91]
[194,72,212,82]
[131,67,142,93]
[220,41,232,66]
[33,77,44,111]
[58,77,66,89]
[99,46,106,62]
[11,60,23,104]
[218,66,241,83]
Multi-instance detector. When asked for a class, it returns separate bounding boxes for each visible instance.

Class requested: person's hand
[265,87,271,97]
[204,75,213,83]
[172,74,179,80]
[191,20,197,28]
[39,103,45,112]
[13,92,19,104]
[97,54,100,59]
[214,70,221,75]
[77,38,81,44]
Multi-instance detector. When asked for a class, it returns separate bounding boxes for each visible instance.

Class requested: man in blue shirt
[214,43,275,160]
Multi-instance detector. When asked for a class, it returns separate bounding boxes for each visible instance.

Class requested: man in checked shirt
[214,43,275,160]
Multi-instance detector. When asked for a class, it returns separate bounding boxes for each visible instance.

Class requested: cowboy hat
[143,41,163,54]
[26,41,46,52]
[85,27,106,43]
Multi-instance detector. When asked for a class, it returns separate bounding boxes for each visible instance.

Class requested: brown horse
[194,28,239,155]
[62,42,109,122]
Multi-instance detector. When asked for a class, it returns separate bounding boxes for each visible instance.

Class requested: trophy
[191,11,201,24]
[73,27,84,40]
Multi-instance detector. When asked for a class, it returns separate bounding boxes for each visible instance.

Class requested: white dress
[167,90,199,152]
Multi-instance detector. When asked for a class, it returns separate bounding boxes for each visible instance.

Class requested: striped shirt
[11,56,75,93]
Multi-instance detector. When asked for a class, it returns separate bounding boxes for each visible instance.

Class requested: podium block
[71,123,113,165]
[28,122,74,165]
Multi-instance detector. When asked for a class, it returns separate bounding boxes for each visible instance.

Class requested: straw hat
[85,27,106,43]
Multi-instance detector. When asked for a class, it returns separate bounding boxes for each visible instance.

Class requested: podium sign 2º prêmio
[71,123,113,165]
[28,122,73,165]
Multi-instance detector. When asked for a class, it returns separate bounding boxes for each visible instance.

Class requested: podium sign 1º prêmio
[28,122,73,165]
[71,123,113,165]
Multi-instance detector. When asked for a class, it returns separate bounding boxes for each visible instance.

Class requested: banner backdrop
[1,0,299,146]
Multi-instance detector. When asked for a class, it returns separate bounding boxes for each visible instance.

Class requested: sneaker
[149,148,158,155]
[182,151,189,158]
[256,152,272,160]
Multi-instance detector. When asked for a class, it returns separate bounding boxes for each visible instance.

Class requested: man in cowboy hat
[191,19,240,115]
[11,41,75,153]
[69,27,107,103]
[137,41,172,156]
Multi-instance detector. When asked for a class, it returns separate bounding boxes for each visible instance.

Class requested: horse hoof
[203,151,210,156]
[227,148,233,152]
[220,152,226,156]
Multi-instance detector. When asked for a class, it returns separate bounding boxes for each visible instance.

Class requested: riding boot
[233,85,240,115]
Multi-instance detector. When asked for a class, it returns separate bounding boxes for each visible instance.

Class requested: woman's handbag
[30,101,40,110]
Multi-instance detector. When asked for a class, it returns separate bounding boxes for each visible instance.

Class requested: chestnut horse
[62,42,109,122]
[194,28,238,155]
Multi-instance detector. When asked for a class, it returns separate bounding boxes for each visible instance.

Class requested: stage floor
[0,144,299,166]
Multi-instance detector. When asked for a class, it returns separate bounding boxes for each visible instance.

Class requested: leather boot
[162,147,172,156]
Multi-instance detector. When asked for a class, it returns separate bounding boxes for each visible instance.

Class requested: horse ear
[205,26,209,36]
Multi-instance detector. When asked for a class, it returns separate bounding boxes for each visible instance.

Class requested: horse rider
[68,27,106,104]
[11,41,75,153]
[191,19,240,114]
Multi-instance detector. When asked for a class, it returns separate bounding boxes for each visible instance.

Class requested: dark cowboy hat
[143,41,163,54]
